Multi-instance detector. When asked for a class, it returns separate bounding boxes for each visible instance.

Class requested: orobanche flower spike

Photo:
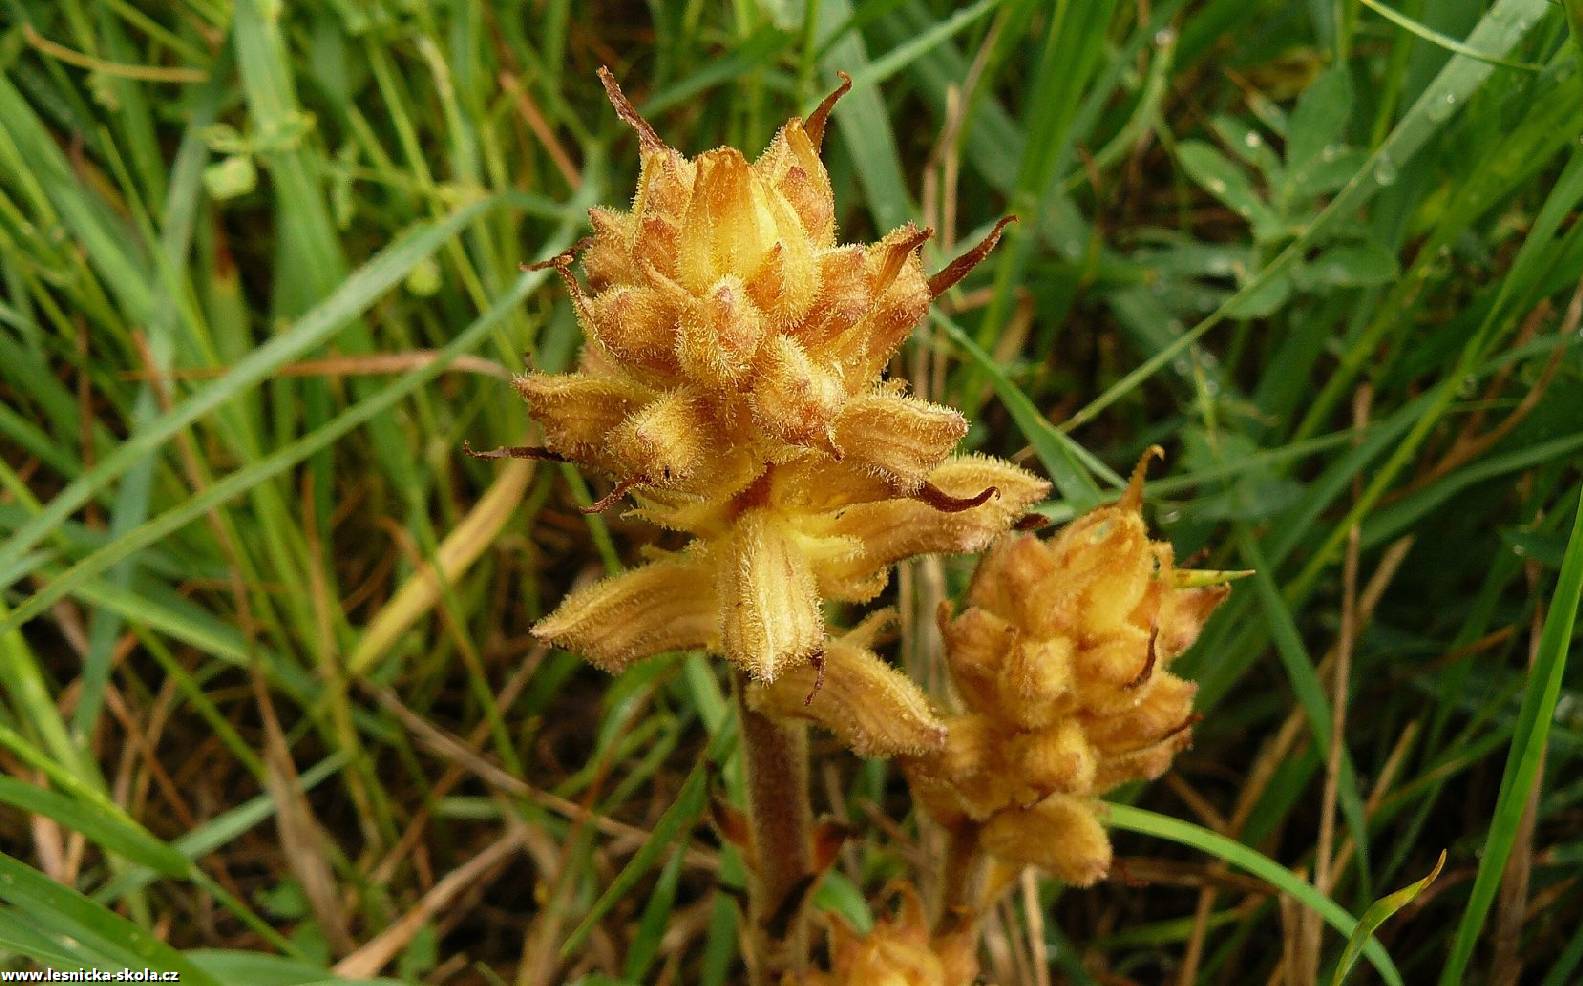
[504,69,1047,682]
[907,449,1233,887]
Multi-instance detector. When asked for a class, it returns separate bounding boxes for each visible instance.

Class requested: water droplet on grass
[1373,155,1398,186]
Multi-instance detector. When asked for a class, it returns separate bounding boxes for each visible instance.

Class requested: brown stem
[935,821,986,931]
[735,672,812,985]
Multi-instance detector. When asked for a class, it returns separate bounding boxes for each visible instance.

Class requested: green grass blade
[0,197,497,594]
[0,778,187,877]
[935,312,1106,509]
[1064,0,1553,433]
[0,853,221,985]
[0,245,575,640]
[560,723,737,959]
[1237,529,1374,891]
[1331,851,1445,986]
[1440,483,1583,983]
[1105,804,1402,986]
[1359,0,1544,70]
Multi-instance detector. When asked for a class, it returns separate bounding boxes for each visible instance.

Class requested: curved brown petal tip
[928,214,1018,297]
[1126,626,1160,690]
[521,239,586,272]
[579,476,640,514]
[1121,443,1165,511]
[803,648,826,706]
[596,65,663,152]
[915,481,998,513]
[804,70,853,150]
[463,440,569,463]
[1163,712,1203,742]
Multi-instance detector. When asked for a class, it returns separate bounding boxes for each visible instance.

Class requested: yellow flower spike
[934,602,1012,715]
[999,635,1078,727]
[906,447,1231,885]
[532,556,718,673]
[516,68,1036,686]
[818,456,1050,581]
[747,334,847,452]
[795,247,871,346]
[584,281,682,371]
[749,614,948,758]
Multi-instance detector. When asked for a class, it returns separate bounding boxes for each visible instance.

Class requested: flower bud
[802,884,978,986]
[749,613,948,758]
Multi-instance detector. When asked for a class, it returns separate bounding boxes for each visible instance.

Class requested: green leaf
[1177,141,1282,240]
[1332,851,1445,986]
[812,870,873,932]
[1287,67,1354,179]
[1068,0,1553,432]
[1294,241,1400,289]
[1105,804,1403,986]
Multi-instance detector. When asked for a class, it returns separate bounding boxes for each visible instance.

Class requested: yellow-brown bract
[906,450,1230,885]
[522,69,1046,681]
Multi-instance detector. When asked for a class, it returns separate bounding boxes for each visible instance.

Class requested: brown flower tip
[928,215,1017,297]
[904,450,1230,882]
[596,65,662,151]
[803,71,852,150]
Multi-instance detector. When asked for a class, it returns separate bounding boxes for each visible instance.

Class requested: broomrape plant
[483,69,1230,985]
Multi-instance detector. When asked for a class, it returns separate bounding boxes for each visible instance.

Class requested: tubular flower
[748,610,948,758]
[904,450,1231,885]
[796,884,979,986]
[515,68,1047,681]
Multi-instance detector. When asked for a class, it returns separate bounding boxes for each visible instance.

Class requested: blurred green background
[1,0,1581,983]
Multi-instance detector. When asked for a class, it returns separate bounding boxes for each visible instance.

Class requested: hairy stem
[736,672,811,985]
[936,821,986,929]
